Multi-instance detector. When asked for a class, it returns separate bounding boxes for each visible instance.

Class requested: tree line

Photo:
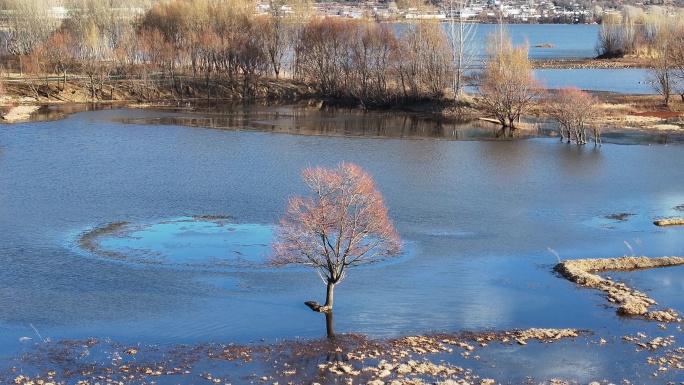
[0,0,604,144]
[0,0,462,106]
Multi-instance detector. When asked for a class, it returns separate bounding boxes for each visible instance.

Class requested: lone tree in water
[270,162,402,335]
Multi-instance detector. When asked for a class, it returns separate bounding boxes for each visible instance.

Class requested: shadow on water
[13,101,684,145]
[114,104,551,141]
[108,104,684,145]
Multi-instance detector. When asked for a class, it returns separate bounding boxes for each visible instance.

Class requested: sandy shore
[1,105,40,123]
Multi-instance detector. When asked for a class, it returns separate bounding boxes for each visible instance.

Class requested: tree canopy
[271,162,402,316]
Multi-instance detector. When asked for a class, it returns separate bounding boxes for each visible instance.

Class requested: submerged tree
[270,162,402,337]
[547,87,601,146]
[478,25,542,136]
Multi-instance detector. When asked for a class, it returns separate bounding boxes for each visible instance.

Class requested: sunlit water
[87,218,274,268]
[464,24,654,93]
[446,23,600,61]
[1,108,683,356]
[0,24,680,383]
[0,22,680,377]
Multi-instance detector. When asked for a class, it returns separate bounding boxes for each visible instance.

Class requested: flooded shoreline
[2,107,684,384]
[5,320,684,384]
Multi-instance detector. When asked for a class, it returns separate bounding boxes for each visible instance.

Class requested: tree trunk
[324,281,334,309]
[304,281,335,313]
[325,312,335,338]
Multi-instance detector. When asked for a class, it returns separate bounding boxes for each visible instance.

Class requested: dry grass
[654,218,684,227]
[555,256,684,321]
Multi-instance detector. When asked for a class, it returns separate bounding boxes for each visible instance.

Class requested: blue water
[1,107,684,383]
[1,107,683,341]
[440,24,654,94]
[537,68,653,94]
[0,23,679,384]
[93,219,274,267]
[467,24,600,60]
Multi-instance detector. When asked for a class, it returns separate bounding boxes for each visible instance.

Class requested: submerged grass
[78,221,131,259]
[605,213,636,221]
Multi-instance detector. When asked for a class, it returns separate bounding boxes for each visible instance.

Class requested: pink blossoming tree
[271,162,402,336]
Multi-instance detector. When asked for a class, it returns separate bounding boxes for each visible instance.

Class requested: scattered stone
[507,328,580,344]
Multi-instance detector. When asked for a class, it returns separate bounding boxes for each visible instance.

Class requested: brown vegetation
[546,87,602,145]
[0,0,466,112]
[555,256,684,322]
[653,218,684,227]
[477,26,543,136]
[596,8,684,106]
[1,1,683,134]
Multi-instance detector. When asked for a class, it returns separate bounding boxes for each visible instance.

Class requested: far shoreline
[1,57,682,141]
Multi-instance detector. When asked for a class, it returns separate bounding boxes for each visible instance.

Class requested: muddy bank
[2,72,683,139]
[533,56,654,70]
[0,77,317,123]
[555,256,684,321]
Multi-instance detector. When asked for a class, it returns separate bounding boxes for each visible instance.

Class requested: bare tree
[663,17,684,103]
[351,22,399,105]
[647,23,678,106]
[4,0,62,69]
[596,13,627,58]
[66,0,140,54]
[271,162,402,337]
[478,25,542,136]
[448,0,476,101]
[621,6,645,56]
[40,31,75,89]
[547,87,601,145]
[257,2,291,79]
[396,20,452,99]
[295,19,355,97]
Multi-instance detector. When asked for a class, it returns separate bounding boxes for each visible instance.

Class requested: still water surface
[1,107,684,382]
[462,24,654,93]
[466,23,599,60]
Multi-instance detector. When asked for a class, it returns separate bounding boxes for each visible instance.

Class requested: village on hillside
[1,0,682,26]
[266,0,599,23]
[259,0,681,24]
